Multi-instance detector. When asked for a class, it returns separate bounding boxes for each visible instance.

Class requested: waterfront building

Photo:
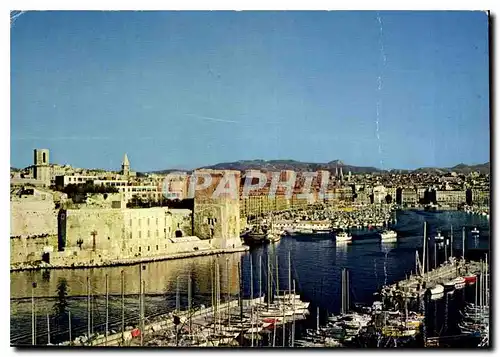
[435,190,467,206]
[401,188,418,206]
[372,185,387,204]
[471,188,490,206]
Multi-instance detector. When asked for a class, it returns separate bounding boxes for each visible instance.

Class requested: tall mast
[415,251,418,276]
[485,253,488,309]
[316,306,320,332]
[105,274,109,346]
[282,298,286,347]
[87,276,91,338]
[444,233,448,262]
[250,256,254,347]
[462,227,466,260]
[259,256,262,303]
[434,241,437,269]
[276,255,279,300]
[423,222,427,275]
[346,269,350,313]
[291,280,296,347]
[121,270,125,343]
[288,251,292,303]
[227,258,231,325]
[250,256,254,301]
[267,252,271,310]
[475,267,478,320]
[238,260,243,322]
[341,269,345,314]
[450,225,453,259]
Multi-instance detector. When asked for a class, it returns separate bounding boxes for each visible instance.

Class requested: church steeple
[121,153,130,177]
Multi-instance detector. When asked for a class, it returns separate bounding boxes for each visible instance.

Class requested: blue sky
[11,11,489,171]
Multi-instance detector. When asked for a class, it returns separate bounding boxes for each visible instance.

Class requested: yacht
[312,228,332,235]
[335,231,352,243]
[429,284,444,296]
[443,280,456,291]
[453,277,466,289]
[379,230,397,242]
[464,274,477,285]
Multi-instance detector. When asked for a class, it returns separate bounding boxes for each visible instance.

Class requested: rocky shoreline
[10,245,250,272]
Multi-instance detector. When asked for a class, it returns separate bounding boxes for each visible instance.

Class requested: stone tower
[33,149,50,186]
[121,153,130,177]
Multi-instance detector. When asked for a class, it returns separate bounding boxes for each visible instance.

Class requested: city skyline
[11,11,490,171]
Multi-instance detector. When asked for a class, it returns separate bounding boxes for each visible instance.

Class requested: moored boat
[335,231,352,243]
[379,230,397,242]
[443,280,455,291]
[429,284,444,295]
[453,277,466,289]
[464,274,477,284]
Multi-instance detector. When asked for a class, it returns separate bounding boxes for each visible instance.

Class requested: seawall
[10,245,250,272]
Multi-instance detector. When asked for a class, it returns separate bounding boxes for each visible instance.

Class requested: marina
[10,209,490,348]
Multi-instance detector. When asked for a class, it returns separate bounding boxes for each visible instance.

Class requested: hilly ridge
[149,160,489,175]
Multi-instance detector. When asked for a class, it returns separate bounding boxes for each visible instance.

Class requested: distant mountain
[149,160,489,175]
[414,162,489,175]
[149,168,192,175]
[198,159,381,174]
[449,162,490,174]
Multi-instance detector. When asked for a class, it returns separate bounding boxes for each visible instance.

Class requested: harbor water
[10,209,489,346]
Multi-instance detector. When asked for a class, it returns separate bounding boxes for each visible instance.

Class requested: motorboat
[335,231,352,243]
[464,274,477,284]
[429,284,444,295]
[443,280,456,291]
[379,230,397,242]
[453,277,466,289]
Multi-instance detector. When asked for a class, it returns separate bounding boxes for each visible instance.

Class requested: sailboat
[244,224,269,245]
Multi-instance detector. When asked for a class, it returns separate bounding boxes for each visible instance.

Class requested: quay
[10,245,249,272]
[380,258,483,299]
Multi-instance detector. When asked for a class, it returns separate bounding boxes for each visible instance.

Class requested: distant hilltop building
[33,149,50,186]
[11,148,52,187]
[121,153,136,178]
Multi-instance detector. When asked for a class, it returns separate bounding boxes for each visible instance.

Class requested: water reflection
[11,252,244,300]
